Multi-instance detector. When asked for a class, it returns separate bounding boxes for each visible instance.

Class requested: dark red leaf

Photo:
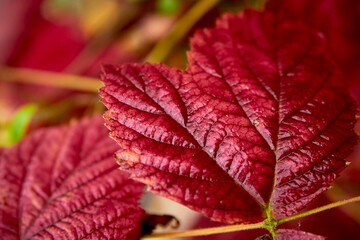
[100,9,358,223]
[0,116,144,240]
[276,229,325,240]
[0,0,41,64]
[4,2,85,72]
[266,0,360,74]
[265,0,360,105]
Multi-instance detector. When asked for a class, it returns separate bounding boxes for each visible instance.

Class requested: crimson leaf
[266,0,360,73]
[0,116,144,240]
[276,229,325,240]
[100,9,358,223]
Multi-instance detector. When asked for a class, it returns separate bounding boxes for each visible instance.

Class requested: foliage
[0,0,360,239]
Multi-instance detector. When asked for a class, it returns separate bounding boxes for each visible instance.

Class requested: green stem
[145,0,222,63]
[142,195,360,239]
[141,221,266,239]
[0,66,101,92]
[325,184,360,224]
[64,3,139,74]
[278,195,360,224]
[264,204,277,239]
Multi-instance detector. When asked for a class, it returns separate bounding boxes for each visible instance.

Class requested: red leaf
[266,0,360,70]
[276,229,325,240]
[4,1,85,72]
[0,0,41,64]
[100,9,358,223]
[0,116,144,240]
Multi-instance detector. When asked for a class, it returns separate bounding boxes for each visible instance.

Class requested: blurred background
[0,0,360,239]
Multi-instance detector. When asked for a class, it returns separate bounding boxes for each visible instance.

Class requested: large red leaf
[265,0,360,106]
[266,0,360,76]
[100,9,358,223]
[0,116,144,240]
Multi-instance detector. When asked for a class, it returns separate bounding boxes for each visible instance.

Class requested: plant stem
[278,195,360,224]
[142,195,360,239]
[325,184,360,224]
[141,221,266,239]
[0,66,101,92]
[145,0,221,63]
[64,2,139,74]
[264,204,277,239]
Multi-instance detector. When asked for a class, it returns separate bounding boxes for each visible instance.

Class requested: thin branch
[142,195,360,239]
[325,184,360,224]
[278,195,360,224]
[145,0,222,63]
[141,221,265,239]
[64,2,140,74]
[0,66,101,92]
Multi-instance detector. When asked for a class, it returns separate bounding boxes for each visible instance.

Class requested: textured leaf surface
[266,0,360,73]
[276,229,325,240]
[266,0,360,109]
[0,116,144,240]
[100,9,358,223]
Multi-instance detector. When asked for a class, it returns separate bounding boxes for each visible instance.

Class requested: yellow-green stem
[264,204,277,239]
[278,195,360,224]
[0,66,100,92]
[145,0,222,63]
[325,184,360,224]
[141,221,266,239]
[142,195,360,239]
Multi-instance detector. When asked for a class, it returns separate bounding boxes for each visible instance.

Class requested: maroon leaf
[0,116,144,240]
[276,229,325,240]
[100,9,358,223]
[266,0,360,76]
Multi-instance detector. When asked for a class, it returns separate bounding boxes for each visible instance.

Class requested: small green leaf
[0,104,37,147]
[156,0,180,14]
